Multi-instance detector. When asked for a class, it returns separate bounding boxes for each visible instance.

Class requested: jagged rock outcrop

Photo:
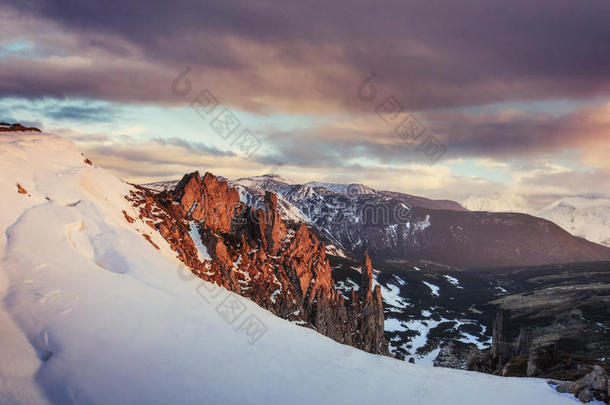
[526,342,557,377]
[349,253,386,353]
[469,312,534,375]
[467,312,609,392]
[174,171,242,233]
[129,171,389,355]
[0,122,41,132]
[514,327,533,357]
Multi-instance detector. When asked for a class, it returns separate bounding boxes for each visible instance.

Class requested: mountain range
[148,174,610,268]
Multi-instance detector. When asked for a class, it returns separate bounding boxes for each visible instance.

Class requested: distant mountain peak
[537,195,610,247]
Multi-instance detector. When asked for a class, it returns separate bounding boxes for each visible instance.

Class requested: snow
[536,196,610,247]
[413,215,431,231]
[304,182,374,195]
[0,132,579,405]
[417,348,441,367]
[389,315,491,364]
[392,274,406,286]
[452,320,491,349]
[378,282,410,309]
[423,281,440,297]
[443,275,463,289]
[188,222,212,261]
[384,318,407,332]
[325,244,348,258]
[336,279,359,296]
[462,195,531,214]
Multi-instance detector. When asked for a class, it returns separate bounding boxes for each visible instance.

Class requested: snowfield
[0,132,580,405]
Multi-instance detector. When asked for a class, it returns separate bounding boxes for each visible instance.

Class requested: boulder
[555,365,609,403]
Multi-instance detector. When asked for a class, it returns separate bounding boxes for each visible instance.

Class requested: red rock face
[361,252,374,297]
[127,172,389,355]
[174,171,242,233]
[16,184,28,194]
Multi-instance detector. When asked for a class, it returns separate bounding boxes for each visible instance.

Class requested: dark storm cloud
[1,0,609,111]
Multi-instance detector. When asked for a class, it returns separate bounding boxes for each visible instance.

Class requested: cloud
[44,104,117,122]
[0,98,119,125]
[3,0,609,214]
[1,0,609,113]
[426,102,610,160]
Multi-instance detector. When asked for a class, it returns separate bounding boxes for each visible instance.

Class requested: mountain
[461,195,530,213]
[140,171,387,355]
[0,132,580,404]
[537,196,610,248]
[148,174,610,268]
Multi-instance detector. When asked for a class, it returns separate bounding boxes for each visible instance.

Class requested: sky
[1,0,609,212]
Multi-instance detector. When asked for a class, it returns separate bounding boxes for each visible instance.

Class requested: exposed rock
[226,175,610,268]
[0,123,41,132]
[468,312,539,377]
[142,234,160,250]
[501,356,528,377]
[122,210,135,223]
[555,381,581,395]
[514,327,533,356]
[527,343,558,377]
[16,184,27,194]
[361,253,373,297]
[555,365,609,403]
[174,171,242,233]
[127,173,389,355]
[259,191,287,254]
[491,311,503,359]
[84,158,93,165]
[577,387,595,403]
[434,341,476,369]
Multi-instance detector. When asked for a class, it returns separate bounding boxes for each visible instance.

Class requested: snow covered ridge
[536,196,610,247]
[0,132,581,404]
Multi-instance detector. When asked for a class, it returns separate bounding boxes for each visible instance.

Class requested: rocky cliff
[129,171,389,355]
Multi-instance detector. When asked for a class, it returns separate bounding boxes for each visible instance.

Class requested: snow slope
[536,196,610,247]
[0,132,579,405]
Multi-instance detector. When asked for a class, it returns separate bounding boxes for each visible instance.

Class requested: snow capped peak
[461,195,531,213]
[236,173,292,184]
[536,195,610,247]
